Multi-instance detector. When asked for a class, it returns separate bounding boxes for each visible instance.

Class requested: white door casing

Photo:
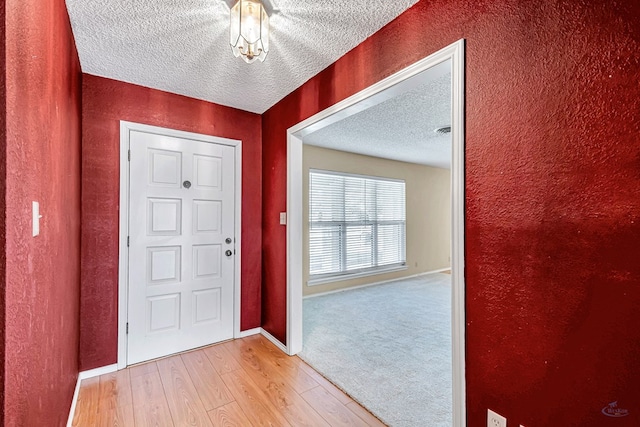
[119,122,242,367]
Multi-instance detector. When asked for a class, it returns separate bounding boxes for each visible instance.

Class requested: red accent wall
[0,0,6,424]
[80,75,262,370]
[3,0,82,425]
[262,0,640,425]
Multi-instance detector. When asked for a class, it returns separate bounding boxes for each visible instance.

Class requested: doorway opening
[285,40,466,426]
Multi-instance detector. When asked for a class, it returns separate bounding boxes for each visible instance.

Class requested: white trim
[286,129,304,355]
[118,121,243,369]
[238,327,261,338]
[66,376,81,427]
[233,140,243,340]
[291,60,451,139]
[285,39,466,427]
[79,363,118,380]
[118,122,130,370]
[449,39,467,427]
[308,265,408,286]
[304,268,451,299]
[260,328,288,353]
[66,363,118,426]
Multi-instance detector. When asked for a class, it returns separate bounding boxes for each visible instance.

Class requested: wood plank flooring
[72,334,386,426]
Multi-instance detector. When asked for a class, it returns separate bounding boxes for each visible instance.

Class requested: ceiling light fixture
[229,0,270,63]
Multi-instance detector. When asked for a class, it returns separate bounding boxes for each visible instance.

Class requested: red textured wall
[80,75,262,370]
[0,0,6,424]
[4,0,82,425]
[262,0,640,425]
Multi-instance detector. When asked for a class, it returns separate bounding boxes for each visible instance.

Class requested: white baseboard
[66,375,81,427]
[66,362,119,425]
[303,268,451,299]
[419,268,451,276]
[79,363,118,380]
[260,328,288,353]
[239,327,261,338]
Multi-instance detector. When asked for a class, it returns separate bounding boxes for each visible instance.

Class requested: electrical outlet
[487,409,507,427]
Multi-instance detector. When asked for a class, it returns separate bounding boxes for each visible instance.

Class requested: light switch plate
[279,212,287,225]
[32,201,40,237]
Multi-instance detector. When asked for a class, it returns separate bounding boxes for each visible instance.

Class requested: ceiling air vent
[434,126,451,134]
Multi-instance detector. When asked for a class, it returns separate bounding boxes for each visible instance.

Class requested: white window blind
[309,170,406,281]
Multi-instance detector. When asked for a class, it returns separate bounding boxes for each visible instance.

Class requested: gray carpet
[299,273,452,427]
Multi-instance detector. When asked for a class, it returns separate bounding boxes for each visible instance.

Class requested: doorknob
[225,250,233,257]
[225,238,232,244]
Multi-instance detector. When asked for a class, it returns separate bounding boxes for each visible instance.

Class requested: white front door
[127,129,236,365]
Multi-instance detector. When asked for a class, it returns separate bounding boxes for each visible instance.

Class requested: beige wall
[303,145,451,296]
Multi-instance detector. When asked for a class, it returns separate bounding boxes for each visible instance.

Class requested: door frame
[117,121,243,369]
[285,39,466,426]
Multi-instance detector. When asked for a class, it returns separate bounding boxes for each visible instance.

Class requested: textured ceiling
[65,0,419,114]
[304,70,452,169]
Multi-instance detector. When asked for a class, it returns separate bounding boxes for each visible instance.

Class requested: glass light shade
[230,0,269,64]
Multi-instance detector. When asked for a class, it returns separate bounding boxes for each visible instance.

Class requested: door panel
[127,130,235,365]
[193,200,221,233]
[148,198,182,235]
[147,246,181,284]
[148,149,182,186]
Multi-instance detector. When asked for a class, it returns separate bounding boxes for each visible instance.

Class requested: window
[309,170,406,282]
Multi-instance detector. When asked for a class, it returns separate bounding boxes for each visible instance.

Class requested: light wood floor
[72,334,386,426]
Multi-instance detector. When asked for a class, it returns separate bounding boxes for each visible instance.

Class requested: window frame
[308,169,407,285]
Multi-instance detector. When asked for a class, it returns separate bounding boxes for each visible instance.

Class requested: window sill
[307,265,408,286]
